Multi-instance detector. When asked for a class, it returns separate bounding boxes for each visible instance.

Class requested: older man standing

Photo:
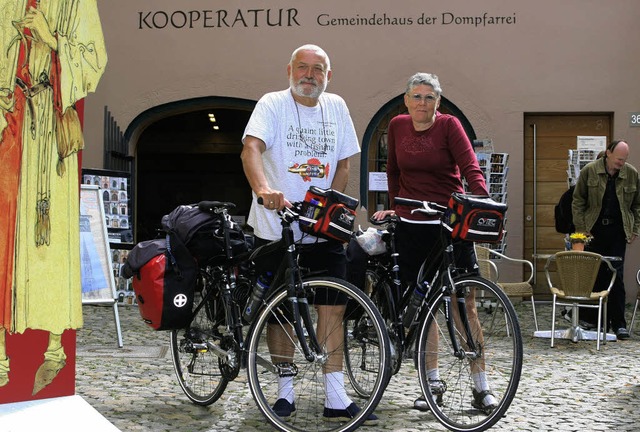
[241,44,378,424]
[573,140,640,339]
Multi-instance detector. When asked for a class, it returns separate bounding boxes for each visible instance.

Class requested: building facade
[82,0,640,298]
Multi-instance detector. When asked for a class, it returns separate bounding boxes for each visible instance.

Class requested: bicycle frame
[409,213,481,361]
[271,206,323,362]
[370,203,480,362]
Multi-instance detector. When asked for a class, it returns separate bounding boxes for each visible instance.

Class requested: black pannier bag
[161,204,248,265]
[122,234,197,330]
[122,203,249,330]
[443,193,507,243]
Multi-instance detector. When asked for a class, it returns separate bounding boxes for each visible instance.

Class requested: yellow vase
[571,242,585,251]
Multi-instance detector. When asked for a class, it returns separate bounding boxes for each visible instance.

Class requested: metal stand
[534,304,617,343]
[533,328,617,342]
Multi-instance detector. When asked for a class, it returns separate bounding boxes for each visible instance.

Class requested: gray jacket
[572,157,640,240]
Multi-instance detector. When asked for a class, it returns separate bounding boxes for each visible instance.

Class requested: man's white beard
[290,77,327,99]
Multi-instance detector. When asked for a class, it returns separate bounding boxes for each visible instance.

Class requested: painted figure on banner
[0,1,107,394]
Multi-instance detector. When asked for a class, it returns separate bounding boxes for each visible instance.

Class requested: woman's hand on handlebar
[372,209,395,221]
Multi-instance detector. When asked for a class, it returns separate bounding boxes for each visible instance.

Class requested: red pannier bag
[122,234,197,330]
[299,186,359,243]
[443,193,507,243]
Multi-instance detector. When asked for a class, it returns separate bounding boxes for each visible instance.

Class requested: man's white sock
[324,371,352,409]
[278,376,294,404]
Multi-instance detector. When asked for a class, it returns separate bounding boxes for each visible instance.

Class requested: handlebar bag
[299,186,359,243]
[443,193,507,243]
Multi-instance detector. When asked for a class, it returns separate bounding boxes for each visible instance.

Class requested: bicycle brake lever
[410,202,440,216]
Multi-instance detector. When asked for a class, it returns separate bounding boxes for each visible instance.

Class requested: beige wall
[83,0,640,293]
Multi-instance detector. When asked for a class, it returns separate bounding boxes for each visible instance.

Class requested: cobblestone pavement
[76,302,640,432]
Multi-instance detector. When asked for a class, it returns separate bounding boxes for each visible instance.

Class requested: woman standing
[374,72,496,413]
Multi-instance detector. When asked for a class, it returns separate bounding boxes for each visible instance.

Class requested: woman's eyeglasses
[409,94,438,104]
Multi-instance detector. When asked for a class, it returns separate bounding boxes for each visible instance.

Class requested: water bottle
[403,281,429,328]
[242,273,272,323]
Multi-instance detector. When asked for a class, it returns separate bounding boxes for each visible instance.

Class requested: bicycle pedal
[275,362,298,378]
[191,342,208,353]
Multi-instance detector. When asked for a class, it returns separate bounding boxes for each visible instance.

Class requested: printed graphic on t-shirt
[288,158,330,182]
[286,121,336,182]
[402,135,433,155]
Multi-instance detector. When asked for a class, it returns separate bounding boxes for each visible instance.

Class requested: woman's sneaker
[413,379,445,411]
[471,389,498,414]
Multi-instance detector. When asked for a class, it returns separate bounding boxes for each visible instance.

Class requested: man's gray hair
[405,73,442,96]
[290,44,331,71]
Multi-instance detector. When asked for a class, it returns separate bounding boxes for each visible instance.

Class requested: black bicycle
[344,197,522,432]
[169,200,391,432]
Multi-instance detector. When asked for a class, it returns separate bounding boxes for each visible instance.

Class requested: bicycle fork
[282,225,323,364]
[441,273,480,360]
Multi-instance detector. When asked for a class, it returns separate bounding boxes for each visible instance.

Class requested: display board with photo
[111,248,136,306]
[82,168,133,244]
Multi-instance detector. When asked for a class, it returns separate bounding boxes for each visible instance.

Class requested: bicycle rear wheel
[416,276,522,432]
[170,281,228,406]
[247,277,390,432]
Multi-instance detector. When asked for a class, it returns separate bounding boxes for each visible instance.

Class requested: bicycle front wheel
[170,284,228,406]
[247,277,391,432]
[416,276,522,432]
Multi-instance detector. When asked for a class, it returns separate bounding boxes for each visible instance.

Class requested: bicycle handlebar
[256,197,302,222]
[394,197,447,215]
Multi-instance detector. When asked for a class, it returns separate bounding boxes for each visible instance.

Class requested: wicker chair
[475,245,539,332]
[546,251,616,350]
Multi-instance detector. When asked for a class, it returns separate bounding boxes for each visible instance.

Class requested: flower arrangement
[568,232,589,244]
[568,232,591,250]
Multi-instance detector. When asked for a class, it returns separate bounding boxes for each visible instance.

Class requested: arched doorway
[125,97,255,242]
[359,94,477,216]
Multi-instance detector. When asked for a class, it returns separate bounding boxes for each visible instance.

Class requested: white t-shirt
[243,89,360,241]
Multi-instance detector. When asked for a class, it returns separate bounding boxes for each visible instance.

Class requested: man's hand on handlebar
[256,192,292,211]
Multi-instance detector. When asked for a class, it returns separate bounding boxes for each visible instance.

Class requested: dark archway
[124,97,256,242]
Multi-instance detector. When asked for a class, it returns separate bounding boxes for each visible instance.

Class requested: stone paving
[76,301,640,432]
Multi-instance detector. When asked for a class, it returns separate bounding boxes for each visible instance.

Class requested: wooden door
[524,113,613,295]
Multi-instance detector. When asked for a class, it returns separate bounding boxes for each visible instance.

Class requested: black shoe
[323,402,379,425]
[616,328,630,340]
[272,399,296,417]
